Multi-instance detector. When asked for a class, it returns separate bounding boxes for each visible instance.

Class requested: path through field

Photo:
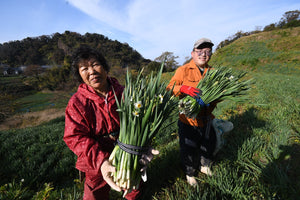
[0,108,65,131]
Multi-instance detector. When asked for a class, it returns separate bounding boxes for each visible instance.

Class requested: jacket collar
[188,59,211,74]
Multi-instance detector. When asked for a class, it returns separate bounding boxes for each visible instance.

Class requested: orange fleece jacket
[166,59,217,127]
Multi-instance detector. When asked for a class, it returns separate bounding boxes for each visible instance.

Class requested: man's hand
[180,85,201,97]
[100,160,122,192]
[195,96,210,107]
[139,148,159,182]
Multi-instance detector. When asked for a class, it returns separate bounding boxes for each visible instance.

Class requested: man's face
[78,57,108,91]
[191,47,212,68]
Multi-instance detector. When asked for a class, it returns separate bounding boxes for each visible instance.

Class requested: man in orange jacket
[167,38,217,186]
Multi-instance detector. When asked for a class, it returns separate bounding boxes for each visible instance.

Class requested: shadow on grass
[215,107,266,162]
[139,107,267,199]
[260,144,300,199]
[137,117,182,199]
[139,142,182,200]
[213,106,300,199]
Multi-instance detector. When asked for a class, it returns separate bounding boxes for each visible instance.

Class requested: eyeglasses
[194,50,212,56]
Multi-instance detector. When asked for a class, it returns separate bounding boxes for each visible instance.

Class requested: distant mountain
[0,31,150,69]
[210,27,300,75]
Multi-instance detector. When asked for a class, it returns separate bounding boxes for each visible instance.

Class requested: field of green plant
[144,70,299,200]
[1,28,299,199]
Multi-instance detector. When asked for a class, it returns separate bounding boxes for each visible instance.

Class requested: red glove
[180,85,201,97]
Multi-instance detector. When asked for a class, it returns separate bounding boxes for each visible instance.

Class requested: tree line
[0,31,158,91]
[216,10,300,50]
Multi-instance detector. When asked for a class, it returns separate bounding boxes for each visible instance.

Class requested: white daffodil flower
[134,101,143,109]
[132,110,139,117]
[158,94,163,103]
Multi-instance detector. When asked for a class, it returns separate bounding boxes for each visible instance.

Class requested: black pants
[178,120,216,176]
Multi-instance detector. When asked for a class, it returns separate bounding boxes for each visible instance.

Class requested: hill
[211,26,300,74]
[0,31,150,70]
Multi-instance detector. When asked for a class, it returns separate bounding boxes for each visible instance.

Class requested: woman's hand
[100,160,122,192]
[139,148,159,181]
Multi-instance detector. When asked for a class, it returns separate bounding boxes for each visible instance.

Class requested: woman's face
[191,47,212,68]
[78,57,108,92]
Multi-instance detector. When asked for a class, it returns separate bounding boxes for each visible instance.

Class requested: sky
[1,0,299,65]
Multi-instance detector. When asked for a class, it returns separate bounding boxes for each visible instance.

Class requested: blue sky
[1,0,299,65]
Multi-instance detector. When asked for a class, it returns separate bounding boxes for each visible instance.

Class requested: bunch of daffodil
[178,66,253,119]
[109,62,177,192]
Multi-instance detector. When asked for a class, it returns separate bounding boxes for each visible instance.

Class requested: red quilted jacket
[64,77,124,175]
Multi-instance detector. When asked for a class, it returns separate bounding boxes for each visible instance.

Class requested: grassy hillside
[210,26,300,74]
[0,27,299,199]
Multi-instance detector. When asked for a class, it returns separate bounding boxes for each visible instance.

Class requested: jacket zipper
[105,93,113,133]
[105,93,109,114]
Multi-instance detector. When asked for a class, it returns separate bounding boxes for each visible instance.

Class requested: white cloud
[67,0,300,64]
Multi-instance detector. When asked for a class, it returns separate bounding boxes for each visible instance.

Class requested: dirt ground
[0,108,65,131]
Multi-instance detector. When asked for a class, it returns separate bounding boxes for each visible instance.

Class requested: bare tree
[154,51,179,71]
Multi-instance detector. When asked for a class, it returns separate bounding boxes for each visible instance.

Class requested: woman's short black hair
[71,45,110,83]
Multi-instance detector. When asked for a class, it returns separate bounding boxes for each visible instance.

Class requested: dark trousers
[178,120,216,176]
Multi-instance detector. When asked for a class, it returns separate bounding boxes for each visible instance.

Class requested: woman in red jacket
[63,46,144,200]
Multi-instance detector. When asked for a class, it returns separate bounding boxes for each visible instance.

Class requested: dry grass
[0,108,65,131]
